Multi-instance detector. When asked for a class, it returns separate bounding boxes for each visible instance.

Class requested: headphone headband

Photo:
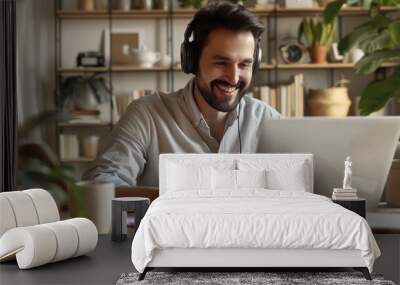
[180,20,262,75]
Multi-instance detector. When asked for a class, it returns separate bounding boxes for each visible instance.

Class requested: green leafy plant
[324,0,400,115]
[17,111,86,217]
[59,74,110,109]
[298,17,336,47]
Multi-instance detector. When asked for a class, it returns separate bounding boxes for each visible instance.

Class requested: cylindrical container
[82,136,99,159]
[308,87,351,117]
[79,0,96,11]
[77,181,115,234]
[116,0,132,10]
[385,159,400,207]
[308,46,327,64]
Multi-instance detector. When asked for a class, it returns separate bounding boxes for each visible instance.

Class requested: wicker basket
[308,87,351,117]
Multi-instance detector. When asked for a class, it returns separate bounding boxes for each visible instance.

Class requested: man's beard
[196,79,247,112]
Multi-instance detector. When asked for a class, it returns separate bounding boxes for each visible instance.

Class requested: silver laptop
[258,117,400,211]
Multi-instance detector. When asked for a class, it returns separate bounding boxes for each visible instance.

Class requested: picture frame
[102,28,144,66]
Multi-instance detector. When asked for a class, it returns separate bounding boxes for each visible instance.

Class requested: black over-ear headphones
[180,20,262,75]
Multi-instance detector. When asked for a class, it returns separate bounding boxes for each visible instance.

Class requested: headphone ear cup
[180,42,197,75]
[253,43,262,74]
[180,42,190,74]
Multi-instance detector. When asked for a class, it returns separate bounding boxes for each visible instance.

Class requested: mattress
[131,189,380,273]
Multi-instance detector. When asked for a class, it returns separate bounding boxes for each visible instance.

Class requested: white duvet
[131,190,380,273]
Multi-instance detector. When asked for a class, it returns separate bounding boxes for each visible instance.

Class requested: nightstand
[332,198,366,218]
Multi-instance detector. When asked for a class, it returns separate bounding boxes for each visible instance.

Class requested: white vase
[74,83,99,111]
[346,48,364,63]
[77,181,115,234]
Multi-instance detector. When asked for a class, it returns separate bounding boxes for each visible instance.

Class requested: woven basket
[308,87,351,117]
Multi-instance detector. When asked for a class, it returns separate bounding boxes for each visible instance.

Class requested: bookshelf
[56,61,399,74]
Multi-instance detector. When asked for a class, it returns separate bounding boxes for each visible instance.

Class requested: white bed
[131,154,380,280]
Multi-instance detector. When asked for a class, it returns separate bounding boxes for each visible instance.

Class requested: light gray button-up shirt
[83,78,281,187]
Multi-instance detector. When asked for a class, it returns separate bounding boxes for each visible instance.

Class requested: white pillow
[237,169,268,189]
[212,168,236,190]
[266,163,307,191]
[212,169,268,190]
[168,162,211,191]
[237,159,310,192]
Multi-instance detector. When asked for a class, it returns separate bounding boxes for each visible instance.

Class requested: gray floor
[0,235,134,285]
[1,234,398,285]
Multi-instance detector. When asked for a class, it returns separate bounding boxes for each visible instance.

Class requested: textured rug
[116,271,395,285]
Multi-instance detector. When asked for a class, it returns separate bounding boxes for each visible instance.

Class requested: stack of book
[250,74,304,117]
[332,188,358,200]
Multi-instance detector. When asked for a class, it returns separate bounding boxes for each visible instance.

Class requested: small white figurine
[342,156,352,190]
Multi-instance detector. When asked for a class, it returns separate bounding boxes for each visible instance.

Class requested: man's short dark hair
[191,2,264,56]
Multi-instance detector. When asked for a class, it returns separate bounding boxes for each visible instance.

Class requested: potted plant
[298,17,336,63]
[59,74,110,111]
[17,111,86,217]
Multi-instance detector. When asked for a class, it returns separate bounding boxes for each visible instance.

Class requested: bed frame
[137,154,373,281]
[139,248,371,280]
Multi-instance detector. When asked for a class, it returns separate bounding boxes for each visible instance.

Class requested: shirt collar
[181,78,241,128]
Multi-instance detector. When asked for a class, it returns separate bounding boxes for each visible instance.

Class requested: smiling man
[83,2,281,187]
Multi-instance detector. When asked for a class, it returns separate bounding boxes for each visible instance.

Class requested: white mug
[77,181,115,234]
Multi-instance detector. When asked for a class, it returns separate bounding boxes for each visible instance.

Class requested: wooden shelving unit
[57,9,169,19]
[58,122,114,128]
[58,66,171,73]
[57,62,399,74]
[55,3,399,163]
[56,6,399,19]
[274,62,399,69]
[60,157,95,163]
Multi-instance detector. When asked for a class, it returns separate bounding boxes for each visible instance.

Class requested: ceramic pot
[79,0,96,11]
[308,46,327,64]
[345,48,364,63]
[308,87,351,117]
[74,83,99,111]
[385,159,400,207]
